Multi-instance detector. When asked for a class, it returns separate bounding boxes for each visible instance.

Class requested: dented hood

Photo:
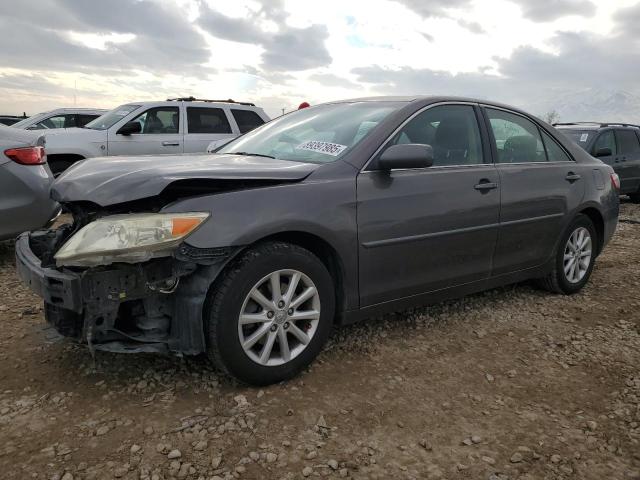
[51,153,319,206]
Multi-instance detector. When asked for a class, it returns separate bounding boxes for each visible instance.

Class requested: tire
[204,241,335,385]
[629,192,640,204]
[536,214,598,295]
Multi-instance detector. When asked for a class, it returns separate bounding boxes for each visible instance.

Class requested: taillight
[4,146,46,165]
[610,172,620,190]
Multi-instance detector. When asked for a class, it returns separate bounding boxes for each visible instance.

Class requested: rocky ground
[0,203,639,480]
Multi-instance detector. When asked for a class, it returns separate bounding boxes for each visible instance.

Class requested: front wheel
[204,242,335,385]
[536,214,598,294]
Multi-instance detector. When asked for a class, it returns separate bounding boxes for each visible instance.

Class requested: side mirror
[117,121,141,136]
[594,147,612,158]
[377,144,434,170]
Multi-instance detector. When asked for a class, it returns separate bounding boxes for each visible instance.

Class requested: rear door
[107,106,183,156]
[484,107,584,274]
[183,106,237,153]
[614,128,640,194]
[357,103,500,306]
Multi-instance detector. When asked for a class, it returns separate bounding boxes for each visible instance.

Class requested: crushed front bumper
[15,232,232,355]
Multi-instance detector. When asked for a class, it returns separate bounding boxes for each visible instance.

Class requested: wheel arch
[245,231,347,322]
[577,206,605,255]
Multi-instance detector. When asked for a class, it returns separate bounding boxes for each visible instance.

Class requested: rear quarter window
[231,109,265,134]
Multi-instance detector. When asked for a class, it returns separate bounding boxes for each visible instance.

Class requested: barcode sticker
[296,141,348,156]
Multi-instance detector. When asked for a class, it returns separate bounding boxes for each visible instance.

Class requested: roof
[554,122,640,129]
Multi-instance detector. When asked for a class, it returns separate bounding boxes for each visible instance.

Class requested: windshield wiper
[227,151,275,159]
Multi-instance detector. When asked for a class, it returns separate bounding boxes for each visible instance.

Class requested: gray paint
[23,96,620,348]
[0,126,58,240]
[51,153,319,206]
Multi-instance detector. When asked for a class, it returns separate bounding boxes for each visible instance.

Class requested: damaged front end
[16,202,235,356]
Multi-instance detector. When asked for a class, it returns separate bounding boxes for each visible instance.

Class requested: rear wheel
[204,242,335,385]
[536,214,597,294]
[629,192,640,203]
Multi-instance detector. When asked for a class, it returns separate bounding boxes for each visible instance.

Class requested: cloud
[390,0,472,18]
[0,0,210,74]
[457,19,486,34]
[198,3,332,71]
[508,0,596,22]
[309,73,357,89]
[351,9,640,114]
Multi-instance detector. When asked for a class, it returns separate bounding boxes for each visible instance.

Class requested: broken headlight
[54,212,209,267]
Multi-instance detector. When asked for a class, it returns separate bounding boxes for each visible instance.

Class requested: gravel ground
[1,203,639,480]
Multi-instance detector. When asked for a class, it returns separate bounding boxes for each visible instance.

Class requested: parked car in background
[0,126,58,240]
[555,122,640,201]
[0,115,27,126]
[11,108,107,131]
[16,96,618,385]
[43,97,269,175]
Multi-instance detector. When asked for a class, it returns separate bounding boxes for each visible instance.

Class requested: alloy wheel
[563,227,592,284]
[238,269,321,366]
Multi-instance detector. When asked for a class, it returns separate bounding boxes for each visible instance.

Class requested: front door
[357,103,500,307]
[484,107,585,274]
[614,128,640,195]
[107,106,183,156]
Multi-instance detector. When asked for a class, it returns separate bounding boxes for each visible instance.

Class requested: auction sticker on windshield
[296,141,348,156]
[580,133,589,142]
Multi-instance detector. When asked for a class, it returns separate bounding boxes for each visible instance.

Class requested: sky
[1,0,639,119]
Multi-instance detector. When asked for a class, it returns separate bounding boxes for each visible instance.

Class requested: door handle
[621,156,627,162]
[162,141,180,146]
[565,172,581,182]
[474,180,498,191]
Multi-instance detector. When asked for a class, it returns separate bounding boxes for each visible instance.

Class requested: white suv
[44,98,270,175]
[11,108,108,130]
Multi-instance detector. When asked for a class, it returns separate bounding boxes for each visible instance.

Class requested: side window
[34,114,76,129]
[77,114,100,127]
[486,108,546,163]
[593,131,616,156]
[187,107,232,134]
[616,129,640,154]
[389,104,484,166]
[540,129,573,162]
[231,109,265,134]
[130,107,179,134]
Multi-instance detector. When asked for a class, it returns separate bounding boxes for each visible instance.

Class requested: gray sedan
[0,126,58,240]
[16,96,619,385]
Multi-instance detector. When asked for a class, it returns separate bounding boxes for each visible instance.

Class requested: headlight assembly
[54,212,209,267]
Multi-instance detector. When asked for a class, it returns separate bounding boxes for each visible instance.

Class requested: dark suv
[16,97,619,385]
[555,122,640,201]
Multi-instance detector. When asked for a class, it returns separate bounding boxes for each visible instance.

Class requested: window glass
[218,102,403,164]
[592,130,616,156]
[540,130,572,162]
[487,108,546,163]
[85,104,141,130]
[131,107,180,134]
[388,104,483,166]
[77,114,100,127]
[616,129,640,154]
[187,107,232,134]
[231,109,265,133]
[33,114,76,129]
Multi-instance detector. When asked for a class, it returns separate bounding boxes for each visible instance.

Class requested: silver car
[11,108,107,131]
[0,126,58,240]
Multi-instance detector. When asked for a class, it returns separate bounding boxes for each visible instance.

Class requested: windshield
[84,104,141,130]
[560,129,594,150]
[11,113,44,128]
[217,101,405,163]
